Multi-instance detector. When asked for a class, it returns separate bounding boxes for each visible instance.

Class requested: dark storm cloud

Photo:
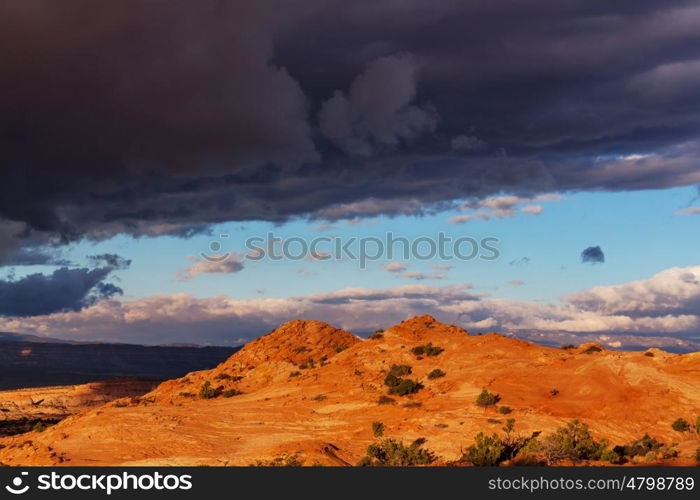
[88,254,132,271]
[0,267,122,316]
[581,246,606,264]
[2,0,700,257]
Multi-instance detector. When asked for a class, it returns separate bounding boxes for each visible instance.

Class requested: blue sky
[25,184,697,307]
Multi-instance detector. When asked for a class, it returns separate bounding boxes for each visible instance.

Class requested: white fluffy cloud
[450,194,562,224]
[3,266,700,350]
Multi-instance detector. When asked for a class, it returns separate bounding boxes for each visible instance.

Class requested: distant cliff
[0,339,239,389]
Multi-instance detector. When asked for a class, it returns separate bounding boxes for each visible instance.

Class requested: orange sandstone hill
[1,316,699,466]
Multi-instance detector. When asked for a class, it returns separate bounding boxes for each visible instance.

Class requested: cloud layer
[1,1,700,256]
[3,265,700,350]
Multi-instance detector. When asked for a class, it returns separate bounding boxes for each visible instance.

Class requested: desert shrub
[427,369,446,379]
[475,388,501,407]
[335,345,349,353]
[370,330,384,340]
[583,345,602,354]
[384,373,400,388]
[311,394,326,401]
[388,364,412,377]
[384,372,422,395]
[550,388,560,396]
[289,371,301,377]
[377,395,396,405]
[646,446,679,461]
[465,432,504,466]
[299,358,315,370]
[359,438,436,466]
[179,392,195,398]
[644,351,654,357]
[198,381,219,399]
[114,400,129,408]
[540,420,606,463]
[600,449,624,464]
[214,373,232,380]
[671,418,690,432]
[499,406,512,415]
[293,346,309,353]
[410,345,424,355]
[463,419,534,466]
[388,378,423,396]
[696,415,700,433]
[617,434,663,458]
[222,389,243,398]
[411,343,444,357]
[561,344,577,350]
[372,421,385,437]
[230,375,244,382]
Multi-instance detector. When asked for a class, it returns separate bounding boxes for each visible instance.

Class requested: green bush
[377,395,396,405]
[462,419,535,466]
[335,345,349,353]
[178,392,195,398]
[583,345,602,354]
[222,389,243,398]
[561,344,577,350]
[411,343,444,357]
[600,449,623,464]
[540,420,606,463]
[499,406,512,415]
[465,432,504,466]
[369,330,384,339]
[198,381,218,399]
[372,421,385,438]
[214,373,232,380]
[388,378,423,396]
[427,369,446,379]
[384,373,400,388]
[550,388,560,396]
[671,418,690,432]
[617,433,663,458]
[475,388,501,407]
[358,438,436,466]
